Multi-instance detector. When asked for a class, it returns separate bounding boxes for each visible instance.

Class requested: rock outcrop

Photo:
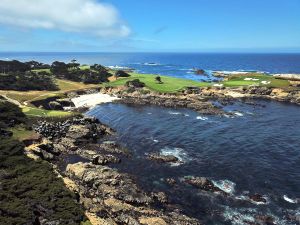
[66,162,200,225]
[184,177,226,194]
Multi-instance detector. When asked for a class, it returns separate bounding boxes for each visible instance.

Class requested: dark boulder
[115,70,130,77]
[125,79,145,88]
[249,194,267,204]
[147,153,179,163]
[184,177,225,194]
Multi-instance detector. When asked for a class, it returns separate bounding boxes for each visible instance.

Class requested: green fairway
[22,106,74,118]
[222,73,290,88]
[107,73,210,93]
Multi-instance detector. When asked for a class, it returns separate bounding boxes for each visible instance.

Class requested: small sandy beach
[71,93,119,108]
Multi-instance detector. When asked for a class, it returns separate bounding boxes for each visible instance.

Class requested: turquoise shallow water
[86,100,300,225]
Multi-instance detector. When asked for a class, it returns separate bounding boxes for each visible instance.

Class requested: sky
[0,0,299,52]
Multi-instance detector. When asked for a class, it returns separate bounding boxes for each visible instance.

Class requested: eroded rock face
[77,149,121,165]
[99,141,129,155]
[66,162,201,225]
[115,93,225,115]
[34,116,111,143]
[67,162,152,205]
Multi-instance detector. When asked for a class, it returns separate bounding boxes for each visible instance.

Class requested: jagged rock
[147,153,179,163]
[92,154,121,165]
[139,217,167,225]
[66,162,200,225]
[59,138,78,151]
[165,178,176,186]
[151,192,168,204]
[184,177,225,194]
[77,149,121,165]
[247,87,272,95]
[99,141,129,155]
[249,194,267,204]
[184,87,201,94]
[66,125,95,141]
[67,162,152,205]
[116,93,224,115]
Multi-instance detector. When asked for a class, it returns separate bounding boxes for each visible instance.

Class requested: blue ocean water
[1,52,300,81]
[87,100,300,225]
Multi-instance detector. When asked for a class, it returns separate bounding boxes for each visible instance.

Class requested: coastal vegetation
[0,100,88,224]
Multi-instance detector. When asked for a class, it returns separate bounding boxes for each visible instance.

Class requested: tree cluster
[0,71,58,91]
[50,61,111,83]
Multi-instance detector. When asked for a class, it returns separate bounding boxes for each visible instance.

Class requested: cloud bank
[0,0,130,38]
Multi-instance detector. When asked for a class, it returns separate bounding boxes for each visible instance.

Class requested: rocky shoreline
[26,116,201,225]
[24,81,300,225]
[105,85,300,107]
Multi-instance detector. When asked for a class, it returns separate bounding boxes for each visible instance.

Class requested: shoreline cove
[24,82,300,225]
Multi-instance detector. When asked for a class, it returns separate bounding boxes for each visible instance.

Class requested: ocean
[1,52,300,81]
[87,100,300,225]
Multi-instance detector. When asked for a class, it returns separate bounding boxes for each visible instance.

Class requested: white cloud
[0,0,130,38]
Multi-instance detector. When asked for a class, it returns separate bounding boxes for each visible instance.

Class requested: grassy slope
[107,73,292,92]
[22,106,74,118]
[107,73,210,93]
[0,79,99,104]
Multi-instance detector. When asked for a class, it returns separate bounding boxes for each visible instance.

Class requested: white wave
[153,139,159,143]
[223,207,256,225]
[168,111,181,115]
[223,206,291,225]
[224,114,233,118]
[234,112,244,117]
[147,112,153,115]
[214,70,251,75]
[184,114,190,117]
[107,65,132,70]
[212,179,236,194]
[160,147,189,165]
[196,116,208,120]
[283,195,298,204]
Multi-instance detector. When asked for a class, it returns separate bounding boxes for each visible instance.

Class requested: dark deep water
[1,52,300,81]
[86,100,300,225]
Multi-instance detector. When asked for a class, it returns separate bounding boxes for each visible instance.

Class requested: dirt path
[0,94,22,106]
